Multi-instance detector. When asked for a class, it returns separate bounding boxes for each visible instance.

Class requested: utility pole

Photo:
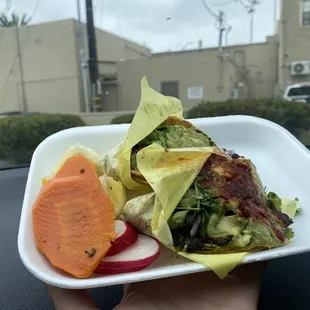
[248,0,259,44]
[76,0,90,112]
[217,10,225,93]
[249,6,254,43]
[273,0,278,34]
[238,0,259,44]
[15,26,27,113]
[218,10,225,53]
[85,0,101,112]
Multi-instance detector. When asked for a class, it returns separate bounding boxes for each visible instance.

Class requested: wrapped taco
[113,77,214,190]
[130,116,215,181]
[122,144,299,277]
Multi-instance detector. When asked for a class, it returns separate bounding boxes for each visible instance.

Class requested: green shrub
[111,113,135,124]
[0,114,85,165]
[110,99,310,146]
[187,99,310,139]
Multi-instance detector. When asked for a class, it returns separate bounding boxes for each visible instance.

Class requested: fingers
[118,263,263,310]
[229,261,266,287]
[47,285,99,310]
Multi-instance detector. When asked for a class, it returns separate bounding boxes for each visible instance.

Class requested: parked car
[283,83,310,103]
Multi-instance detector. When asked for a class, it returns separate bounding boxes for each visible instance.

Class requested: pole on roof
[76,0,90,112]
[85,0,102,112]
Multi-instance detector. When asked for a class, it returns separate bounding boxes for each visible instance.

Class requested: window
[302,0,310,26]
[288,86,310,96]
[161,81,179,98]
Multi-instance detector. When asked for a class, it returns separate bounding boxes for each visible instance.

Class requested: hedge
[110,113,135,125]
[110,99,310,145]
[187,99,310,139]
[0,114,85,165]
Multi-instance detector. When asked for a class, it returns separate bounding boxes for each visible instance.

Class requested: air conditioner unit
[291,61,310,76]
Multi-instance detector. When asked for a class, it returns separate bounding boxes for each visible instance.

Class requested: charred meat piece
[197,154,290,242]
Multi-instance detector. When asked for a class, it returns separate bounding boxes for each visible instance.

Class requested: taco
[168,153,295,254]
[122,145,298,255]
[130,116,215,180]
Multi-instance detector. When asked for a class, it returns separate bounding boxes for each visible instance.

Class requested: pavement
[0,167,309,310]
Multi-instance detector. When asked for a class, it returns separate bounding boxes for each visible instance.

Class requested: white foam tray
[18,116,310,289]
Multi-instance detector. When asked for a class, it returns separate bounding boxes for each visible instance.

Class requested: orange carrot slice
[32,176,117,278]
[54,153,99,182]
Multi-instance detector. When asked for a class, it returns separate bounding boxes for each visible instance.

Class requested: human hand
[47,285,99,310]
[48,263,264,310]
[117,262,264,310]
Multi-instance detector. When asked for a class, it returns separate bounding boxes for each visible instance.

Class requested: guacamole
[131,125,215,171]
[169,153,296,254]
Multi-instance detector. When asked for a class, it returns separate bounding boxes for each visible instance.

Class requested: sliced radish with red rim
[106,220,138,257]
[95,234,161,275]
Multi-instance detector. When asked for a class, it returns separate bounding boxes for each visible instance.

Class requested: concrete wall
[116,42,278,111]
[0,19,151,114]
[0,20,81,114]
[278,0,310,91]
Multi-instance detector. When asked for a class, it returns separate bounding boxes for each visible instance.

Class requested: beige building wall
[116,42,278,111]
[278,0,310,92]
[0,19,151,114]
[0,19,81,114]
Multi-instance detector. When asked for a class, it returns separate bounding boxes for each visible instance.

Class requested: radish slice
[95,234,161,275]
[106,220,138,257]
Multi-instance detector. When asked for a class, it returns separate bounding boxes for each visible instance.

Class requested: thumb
[47,285,99,310]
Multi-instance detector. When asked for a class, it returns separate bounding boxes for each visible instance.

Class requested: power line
[200,0,218,19]
[239,0,249,11]
[212,0,236,6]
[31,0,44,20]
[236,0,260,43]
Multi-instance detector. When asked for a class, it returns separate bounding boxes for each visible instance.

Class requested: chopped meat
[197,154,288,242]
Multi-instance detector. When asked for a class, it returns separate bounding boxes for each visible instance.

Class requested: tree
[0,12,31,27]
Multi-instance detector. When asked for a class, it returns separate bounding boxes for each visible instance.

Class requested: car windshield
[0,0,309,171]
[288,86,310,97]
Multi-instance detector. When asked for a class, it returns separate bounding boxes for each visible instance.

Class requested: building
[0,0,309,114]
[278,0,310,92]
[115,0,310,111]
[0,19,150,114]
[116,39,278,111]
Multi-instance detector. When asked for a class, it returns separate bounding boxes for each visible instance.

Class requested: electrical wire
[212,0,235,6]
[31,0,44,20]
[238,0,250,11]
[200,0,219,20]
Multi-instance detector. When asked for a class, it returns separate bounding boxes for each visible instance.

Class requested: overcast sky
[0,0,279,52]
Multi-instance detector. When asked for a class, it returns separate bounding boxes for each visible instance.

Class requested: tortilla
[122,143,298,278]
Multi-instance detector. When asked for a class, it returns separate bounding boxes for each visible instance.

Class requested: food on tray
[95,234,160,275]
[31,77,301,280]
[123,144,299,255]
[106,220,138,257]
[169,154,295,253]
[99,175,126,218]
[32,151,160,278]
[32,173,116,278]
[130,116,215,180]
[115,77,184,190]
[42,144,101,185]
